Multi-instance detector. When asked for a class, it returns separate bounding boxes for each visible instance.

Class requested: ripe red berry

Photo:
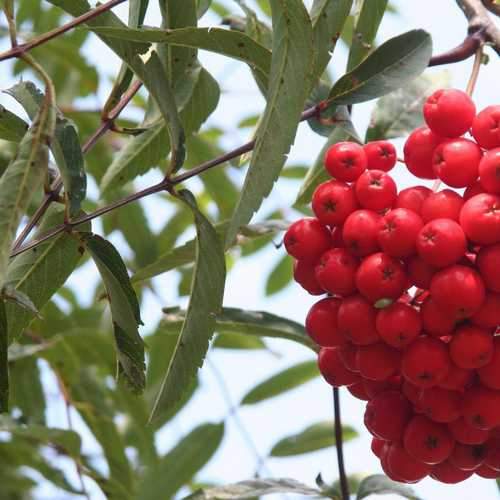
[315,248,358,296]
[477,243,500,292]
[421,296,456,338]
[337,342,359,372]
[347,381,369,401]
[402,337,451,388]
[342,209,381,257]
[378,208,423,258]
[464,180,485,200]
[363,140,397,172]
[450,443,487,471]
[337,294,380,345]
[364,390,412,441]
[423,88,476,138]
[418,387,461,423]
[324,141,367,182]
[363,376,401,399]
[355,252,407,303]
[471,292,500,328]
[485,437,500,471]
[421,189,464,223]
[404,127,442,179]
[430,265,485,319]
[477,337,500,390]
[386,442,430,482]
[331,226,345,247]
[284,218,331,262]
[404,415,455,464]
[439,364,475,392]
[293,260,324,295]
[376,302,422,349]
[449,325,494,369]
[416,218,466,268]
[355,170,397,211]
[476,464,500,478]
[448,417,490,445]
[432,138,482,188]
[471,105,500,149]
[462,386,500,430]
[317,347,359,387]
[305,298,345,347]
[371,437,386,458]
[459,193,500,245]
[356,342,400,380]
[478,148,500,194]
[395,185,432,215]
[430,460,474,483]
[407,255,436,289]
[312,180,359,227]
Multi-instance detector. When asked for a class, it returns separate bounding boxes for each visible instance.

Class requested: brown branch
[333,388,349,500]
[466,45,484,95]
[428,29,486,65]
[0,0,127,62]
[481,0,500,17]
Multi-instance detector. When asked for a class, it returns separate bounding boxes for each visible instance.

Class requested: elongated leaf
[310,0,353,79]
[224,0,314,248]
[356,475,421,500]
[139,423,224,500]
[270,421,358,456]
[0,301,7,413]
[188,479,321,500]
[366,72,450,141]
[163,307,316,351]
[265,254,293,296]
[347,0,388,70]
[91,26,271,88]
[0,90,55,287]
[213,333,266,350]
[5,207,87,344]
[0,105,28,142]
[242,360,319,405]
[85,234,145,393]
[329,30,432,105]
[150,190,226,423]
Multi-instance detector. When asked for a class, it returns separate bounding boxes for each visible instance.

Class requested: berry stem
[465,45,484,96]
[333,388,350,500]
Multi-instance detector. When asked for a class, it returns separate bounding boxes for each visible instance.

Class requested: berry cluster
[285,89,500,484]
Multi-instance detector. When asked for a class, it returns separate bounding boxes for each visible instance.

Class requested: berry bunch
[285,88,500,484]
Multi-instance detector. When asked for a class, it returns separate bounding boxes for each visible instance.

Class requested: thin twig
[3,0,18,48]
[0,0,127,62]
[466,45,484,95]
[428,29,486,66]
[482,0,500,16]
[333,388,349,500]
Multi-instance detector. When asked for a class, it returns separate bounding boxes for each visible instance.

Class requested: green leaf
[310,0,353,79]
[5,206,87,344]
[241,360,319,405]
[365,71,450,141]
[347,0,388,71]
[329,29,432,105]
[0,301,7,413]
[356,475,421,500]
[271,421,357,457]
[197,0,212,17]
[213,333,266,350]
[90,26,271,88]
[85,234,145,393]
[0,105,28,142]
[188,479,321,500]
[2,285,39,316]
[0,87,55,288]
[150,190,226,423]
[265,254,293,296]
[163,307,316,352]
[139,422,225,500]
[224,0,314,248]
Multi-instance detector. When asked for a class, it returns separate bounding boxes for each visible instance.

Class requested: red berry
[293,260,324,295]
[357,343,400,381]
[355,170,397,211]
[371,437,386,458]
[342,209,381,257]
[284,218,331,262]
[386,442,430,482]
[312,180,359,227]
[416,218,466,268]
[471,105,500,149]
[476,464,500,478]
[305,298,345,347]
[364,390,412,441]
[430,265,485,319]
[355,252,407,303]
[450,443,487,471]
[449,325,494,369]
[430,460,474,483]
[464,180,485,200]
[459,193,500,245]
[471,292,500,328]
[462,386,500,430]
[378,208,423,258]
[402,337,451,388]
[363,140,397,172]
[317,347,359,387]
[376,302,422,349]
[337,294,380,345]
[423,88,476,138]
[404,415,455,464]
[477,243,500,292]
[439,364,475,392]
[315,248,358,296]
[396,186,432,214]
[477,337,500,390]
[404,127,442,179]
[407,255,436,289]
[331,226,345,247]
[347,381,369,401]
[478,148,500,194]
[338,342,359,373]
[381,443,408,482]
[448,417,490,445]
[324,142,367,182]
[484,437,500,471]
[421,296,456,337]
[419,387,461,423]
[363,376,401,399]
[421,189,464,222]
